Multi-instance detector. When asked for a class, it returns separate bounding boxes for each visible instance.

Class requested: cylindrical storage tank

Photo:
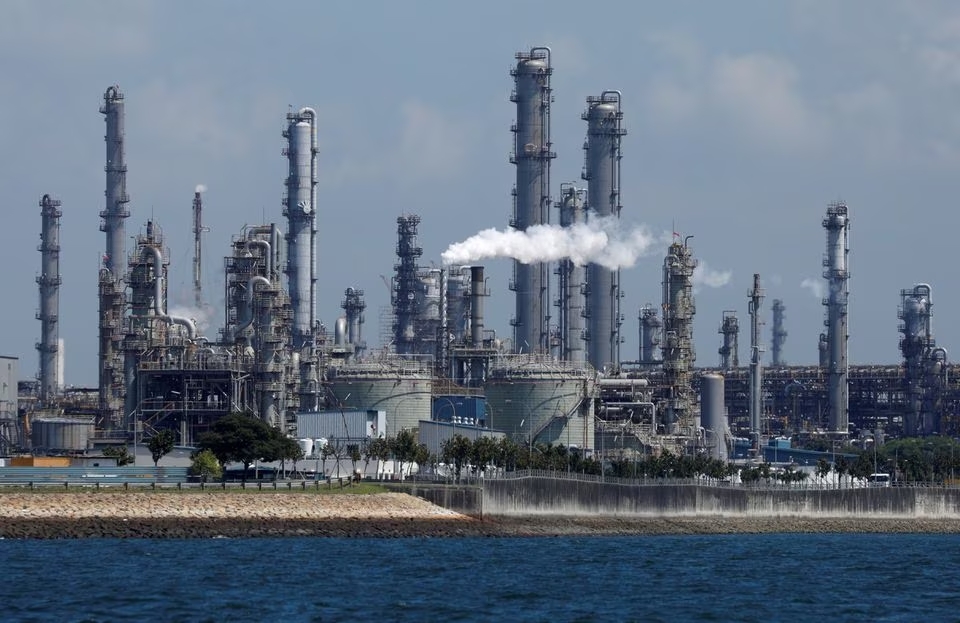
[30,417,95,452]
[700,374,727,461]
[485,357,595,452]
[297,438,314,459]
[326,361,432,435]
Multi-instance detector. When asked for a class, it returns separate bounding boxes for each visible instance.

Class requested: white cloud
[396,101,468,181]
[642,37,823,152]
[319,99,470,189]
[710,54,824,151]
[133,79,272,158]
[0,0,154,59]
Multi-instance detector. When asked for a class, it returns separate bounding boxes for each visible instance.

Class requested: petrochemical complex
[3,46,960,466]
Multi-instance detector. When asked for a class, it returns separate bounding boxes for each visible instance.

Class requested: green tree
[391,430,418,478]
[441,434,472,481]
[147,429,175,467]
[365,437,391,479]
[469,436,498,475]
[103,445,135,466]
[815,457,832,484]
[834,455,850,489]
[189,448,223,482]
[413,443,431,477]
[195,411,279,481]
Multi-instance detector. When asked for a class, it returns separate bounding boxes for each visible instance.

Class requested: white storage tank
[297,438,314,459]
[326,360,432,435]
[486,355,595,452]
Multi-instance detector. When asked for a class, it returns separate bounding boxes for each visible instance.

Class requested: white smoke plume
[170,304,214,333]
[692,261,732,289]
[800,278,824,299]
[441,217,664,269]
[195,184,207,193]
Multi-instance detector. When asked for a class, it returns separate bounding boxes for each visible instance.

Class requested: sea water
[1,534,957,622]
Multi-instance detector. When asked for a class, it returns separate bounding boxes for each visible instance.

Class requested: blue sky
[2,1,960,385]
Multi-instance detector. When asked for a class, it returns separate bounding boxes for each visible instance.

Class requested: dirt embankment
[2,491,960,538]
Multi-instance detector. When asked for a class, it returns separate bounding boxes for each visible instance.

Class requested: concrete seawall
[480,477,960,518]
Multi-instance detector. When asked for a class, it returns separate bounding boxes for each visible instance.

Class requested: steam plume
[693,262,732,289]
[800,278,824,299]
[442,217,663,269]
[195,184,207,193]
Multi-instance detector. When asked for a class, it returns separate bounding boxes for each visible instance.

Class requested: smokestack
[37,194,62,404]
[470,266,485,346]
[583,90,626,371]
[509,46,554,355]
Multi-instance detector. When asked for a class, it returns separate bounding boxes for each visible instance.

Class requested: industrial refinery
[5,46,960,467]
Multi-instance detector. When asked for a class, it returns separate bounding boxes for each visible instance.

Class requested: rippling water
[1,534,957,622]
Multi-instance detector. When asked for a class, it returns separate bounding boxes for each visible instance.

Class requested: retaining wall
[481,476,960,518]
[384,483,483,517]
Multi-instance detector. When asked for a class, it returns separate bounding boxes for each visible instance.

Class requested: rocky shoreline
[2,491,960,538]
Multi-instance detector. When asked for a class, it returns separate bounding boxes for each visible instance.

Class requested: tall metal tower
[192,188,206,308]
[393,215,422,355]
[583,91,626,372]
[509,46,554,355]
[748,274,764,447]
[822,203,850,436]
[638,305,662,365]
[555,183,585,365]
[98,85,129,429]
[771,299,787,366]
[36,194,62,404]
[99,85,130,277]
[283,107,318,349]
[718,310,739,370]
[283,107,318,411]
[661,239,697,433]
[341,287,366,359]
[898,284,947,436]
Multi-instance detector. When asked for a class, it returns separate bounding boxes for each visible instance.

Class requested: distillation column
[192,187,206,308]
[661,240,697,433]
[393,215,422,355]
[748,274,764,449]
[898,284,946,436]
[509,47,555,355]
[771,299,787,366]
[100,85,130,277]
[556,184,585,365]
[638,305,662,365]
[98,85,130,429]
[341,287,366,359]
[718,311,739,370]
[36,194,62,404]
[823,203,850,436]
[583,91,626,371]
[283,107,318,411]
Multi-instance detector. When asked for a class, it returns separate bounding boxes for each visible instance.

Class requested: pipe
[143,246,196,340]
[246,239,271,279]
[598,378,648,387]
[470,266,484,345]
[234,275,272,336]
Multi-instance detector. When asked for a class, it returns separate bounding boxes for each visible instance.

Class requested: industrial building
[5,50,960,468]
